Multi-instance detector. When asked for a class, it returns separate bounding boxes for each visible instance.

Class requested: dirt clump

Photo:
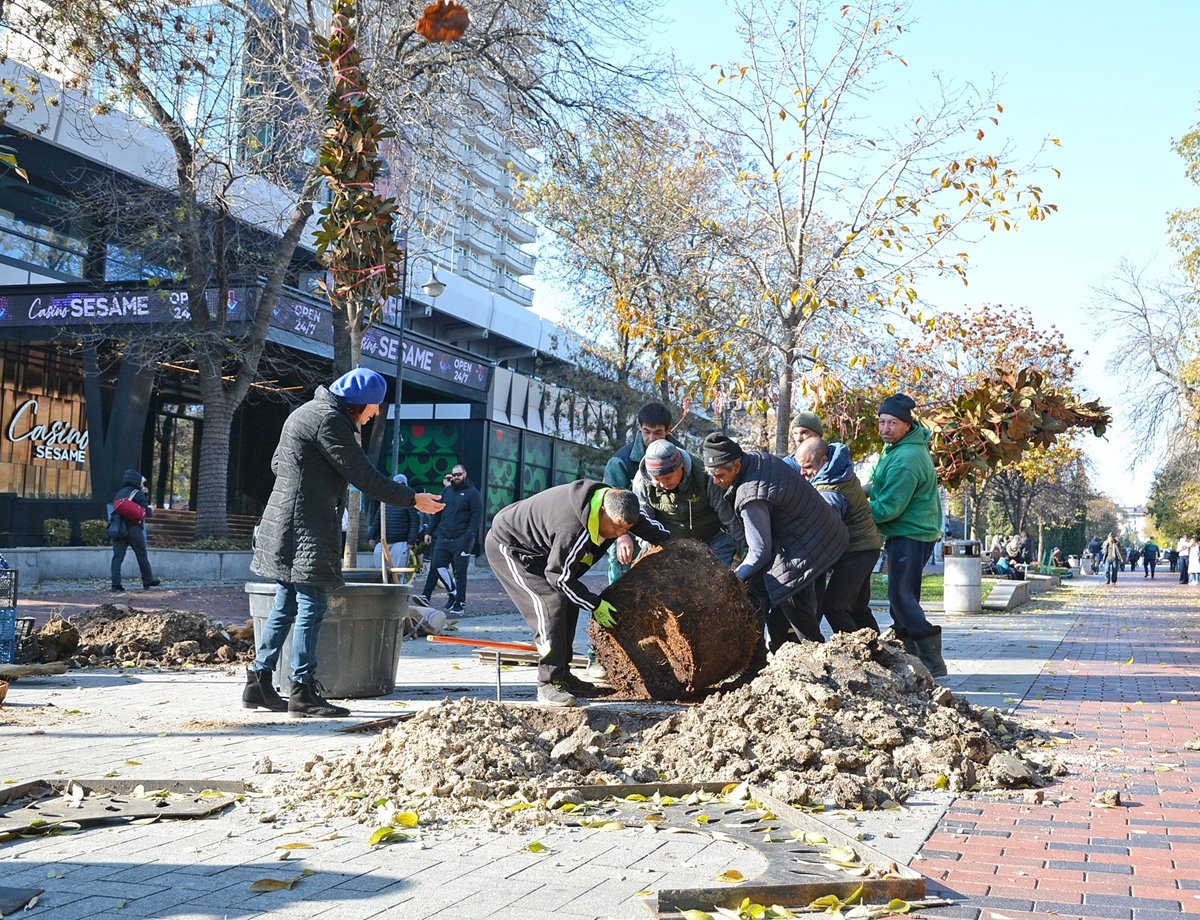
[623,630,1045,806]
[35,618,80,663]
[272,697,623,829]
[591,539,759,700]
[273,631,1055,827]
[41,604,253,668]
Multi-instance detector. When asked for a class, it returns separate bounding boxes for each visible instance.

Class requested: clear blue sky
[534,0,1200,507]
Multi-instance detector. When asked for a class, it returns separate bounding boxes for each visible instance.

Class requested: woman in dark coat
[110,469,160,591]
[245,368,444,717]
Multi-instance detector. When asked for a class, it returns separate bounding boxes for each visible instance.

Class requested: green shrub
[43,518,71,547]
[80,519,109,546]
[179,536,253,551]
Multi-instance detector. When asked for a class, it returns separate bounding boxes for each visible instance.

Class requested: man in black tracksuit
[419,464,483,613]
[486,482,670,706]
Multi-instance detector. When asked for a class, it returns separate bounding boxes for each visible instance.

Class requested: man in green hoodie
[868,393,947,677]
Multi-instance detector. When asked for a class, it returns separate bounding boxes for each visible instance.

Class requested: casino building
[0,57,600,547]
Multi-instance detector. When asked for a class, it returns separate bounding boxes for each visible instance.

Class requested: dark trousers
[885,536,937,638]
[764,583,823,649]
[422,536,470,605]
[1180,557,1190,584]
[486,533,578,683]
[1144,559,1157,578]
[819,549,881,634]
[111,525,154,588]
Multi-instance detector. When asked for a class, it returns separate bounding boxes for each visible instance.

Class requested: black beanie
[701,432,744,468]
[878,393,916,426]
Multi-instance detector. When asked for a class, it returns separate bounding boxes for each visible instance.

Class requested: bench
[144,510,259,547]
[982,579,1032,610]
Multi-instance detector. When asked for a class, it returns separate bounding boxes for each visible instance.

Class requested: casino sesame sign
[4,396,88,465]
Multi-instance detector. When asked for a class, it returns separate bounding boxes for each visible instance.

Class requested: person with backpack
[109,469,160,592]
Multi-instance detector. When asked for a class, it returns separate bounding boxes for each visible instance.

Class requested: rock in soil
[42,604,253,668]
[273,630,1049,827]
[590,539,759,700]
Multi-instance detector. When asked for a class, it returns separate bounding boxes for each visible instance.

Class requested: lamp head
[420,268,446,299]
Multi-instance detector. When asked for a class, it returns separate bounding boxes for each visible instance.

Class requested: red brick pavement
[918,576,1200,920]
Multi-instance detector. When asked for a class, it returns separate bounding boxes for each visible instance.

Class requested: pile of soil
[591,540,759,699]
[273,631,1056,827]
[38,604,253,668]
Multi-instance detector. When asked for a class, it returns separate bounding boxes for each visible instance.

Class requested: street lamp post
[390,253,446,477]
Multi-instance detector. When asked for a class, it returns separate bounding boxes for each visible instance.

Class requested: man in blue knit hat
[247,367,444,717]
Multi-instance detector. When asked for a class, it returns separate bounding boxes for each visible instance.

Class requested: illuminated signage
[5,398,88,464]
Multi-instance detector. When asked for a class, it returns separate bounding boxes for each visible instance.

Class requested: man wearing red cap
[246,368,445,717]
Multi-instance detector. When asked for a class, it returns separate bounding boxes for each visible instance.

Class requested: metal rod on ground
[426,635,541,702]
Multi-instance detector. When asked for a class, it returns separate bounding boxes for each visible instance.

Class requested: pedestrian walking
[794,437,882,635]
[485,484,670,706]
[416,464,483,614]
[1101,533,1122,585]
[1168,546,1179,573]
[1142,538,1160,578]
[1190,536,1200,585]
[701,433,848,653]
[245,368,444,717]
[368,473,422,572]
[1178,535,1191,584]
[866,394,947,677]
[109,469,161,592]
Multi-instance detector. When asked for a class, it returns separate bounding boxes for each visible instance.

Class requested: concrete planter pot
[245,581,413,698]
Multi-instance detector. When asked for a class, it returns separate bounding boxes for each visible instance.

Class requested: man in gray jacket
[623,439,745,566]
[246,368,444,717]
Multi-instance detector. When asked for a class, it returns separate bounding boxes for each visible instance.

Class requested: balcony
[502,214,537,244]
[455,253,495,288]
[463,224,498,254]
[464,124,503,155]
[498,273,534,306]
[467,151,504,189]
[496,240,535,276]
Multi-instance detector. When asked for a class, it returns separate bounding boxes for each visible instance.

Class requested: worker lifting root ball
[245,367,445,718]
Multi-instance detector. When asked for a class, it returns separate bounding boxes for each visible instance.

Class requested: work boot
[913,627,949,678]
[289,680,350,718]
[536,681,578,707]
[241,668,287,712]
[561,672,605,698]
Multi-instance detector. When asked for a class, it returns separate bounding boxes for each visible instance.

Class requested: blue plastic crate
[0,606,15,664]
[0,569,16,608]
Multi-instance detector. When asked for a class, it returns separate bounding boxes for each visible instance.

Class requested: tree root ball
[588,539,759,700]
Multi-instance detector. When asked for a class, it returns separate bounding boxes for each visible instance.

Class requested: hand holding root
[592,600,618,629]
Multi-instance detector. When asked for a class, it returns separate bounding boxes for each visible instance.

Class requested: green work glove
[592,600,618,629]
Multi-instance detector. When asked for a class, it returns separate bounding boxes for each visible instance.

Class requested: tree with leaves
[682,0,1059,452]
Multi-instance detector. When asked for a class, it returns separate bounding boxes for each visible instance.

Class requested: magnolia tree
[681,0,1059,452]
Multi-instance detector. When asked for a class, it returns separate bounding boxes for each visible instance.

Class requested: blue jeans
[253,582,329,684]
[885,536,936,638]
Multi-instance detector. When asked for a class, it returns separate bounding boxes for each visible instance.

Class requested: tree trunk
[83,346,157,501]
[194,394,233,539]
[774,353,794,455]
[1037,519,1045,568]
[341,319,366,568]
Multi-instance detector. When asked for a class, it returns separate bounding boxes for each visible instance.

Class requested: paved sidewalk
[2,573,1198,918]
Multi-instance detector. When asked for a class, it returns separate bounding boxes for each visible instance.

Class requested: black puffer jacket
[724,451,848,606]
[114,469,151,529]
[251,387,417,587]
[428,478,483,547]
[368,504,422,545]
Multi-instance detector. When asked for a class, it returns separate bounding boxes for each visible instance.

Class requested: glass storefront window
[487,424,518,517]
[521,432,551,498]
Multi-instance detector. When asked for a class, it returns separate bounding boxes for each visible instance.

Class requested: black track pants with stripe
[485,531,579,684]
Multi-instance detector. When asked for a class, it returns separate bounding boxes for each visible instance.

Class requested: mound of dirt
[51,604,253,668]
[36,618,80,662]
[273,631,1055,827]
[591,540,759,700]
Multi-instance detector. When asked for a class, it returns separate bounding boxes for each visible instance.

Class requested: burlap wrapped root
[588,539,759,700]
